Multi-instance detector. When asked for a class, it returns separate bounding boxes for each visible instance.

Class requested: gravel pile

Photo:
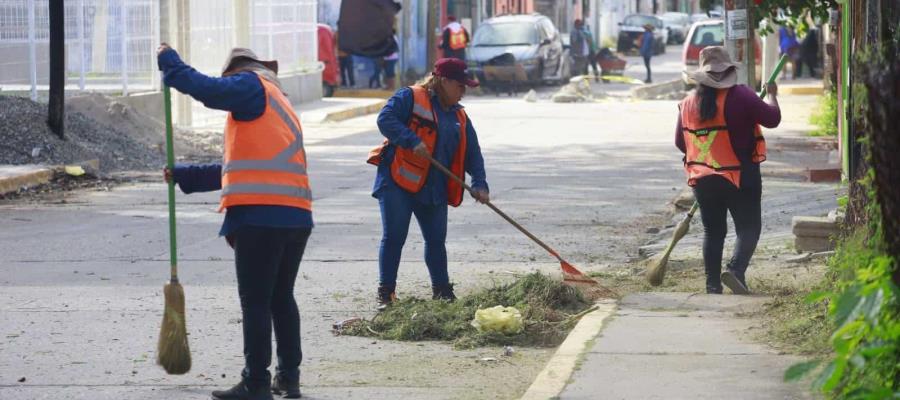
[0,95,165,172]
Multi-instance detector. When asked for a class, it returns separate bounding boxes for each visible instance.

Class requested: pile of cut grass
[342,273,593,348]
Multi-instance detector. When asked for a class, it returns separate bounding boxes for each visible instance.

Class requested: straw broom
[156,85,191,374]
[647,202,698,286]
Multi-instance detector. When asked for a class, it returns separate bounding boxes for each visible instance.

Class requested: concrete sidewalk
[557,293,812,400]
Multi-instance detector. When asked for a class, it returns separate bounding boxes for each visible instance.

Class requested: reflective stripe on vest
[220,76,312,210]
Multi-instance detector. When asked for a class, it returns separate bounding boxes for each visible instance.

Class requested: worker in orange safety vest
[440,15,470,61]
[677,46,780,296]
[368,58,489,310]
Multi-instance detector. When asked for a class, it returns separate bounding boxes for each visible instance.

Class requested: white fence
[0,0,159,98]
[1,0,319,118]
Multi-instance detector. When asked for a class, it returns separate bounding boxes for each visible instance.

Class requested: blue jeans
[378,183,449,287]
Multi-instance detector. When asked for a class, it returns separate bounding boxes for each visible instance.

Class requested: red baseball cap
[433,58,479,87]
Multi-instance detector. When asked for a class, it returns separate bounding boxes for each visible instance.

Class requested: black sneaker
[272,375,301,399]
[721,270,750,295]
[376,285,396,311]
[211,380,273,400]
[706,285,723,294]
[432,283,457,301]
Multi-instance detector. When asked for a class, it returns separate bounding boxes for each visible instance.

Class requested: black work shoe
[376,285,397,311]
[211,380,273,400]
[272,375,301,398]
[432,283,457,301]
[721,270,750,295]
[706,286,723,294]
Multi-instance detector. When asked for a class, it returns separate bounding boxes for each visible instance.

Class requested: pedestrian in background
[676,46,781,295]
[779,26,800,79]
[367,58,489,310]
[798,26,819,78]
[639,24,655,83]
[440,16,470,61]
[158,44,311,400]
[569,19,590,76]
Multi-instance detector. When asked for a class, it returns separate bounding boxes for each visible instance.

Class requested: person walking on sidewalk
[639,24,655,83]
[158,44,311,400]
[367,58,489,310]
[675,46,780,295]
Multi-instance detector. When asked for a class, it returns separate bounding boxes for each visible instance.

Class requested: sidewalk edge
[322,99,387,123]
[519,299,618,400]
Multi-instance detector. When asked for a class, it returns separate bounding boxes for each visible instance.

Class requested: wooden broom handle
[422,153,566,262]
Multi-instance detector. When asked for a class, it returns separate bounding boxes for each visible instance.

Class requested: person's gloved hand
[471,188,490,204]
[413,142,429,158]
[163,166,173,184]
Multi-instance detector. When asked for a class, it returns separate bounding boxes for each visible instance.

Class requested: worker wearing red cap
[367,58,489,310]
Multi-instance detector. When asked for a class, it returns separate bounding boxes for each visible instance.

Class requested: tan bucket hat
[686,46,738,89]
[221,48,279,75]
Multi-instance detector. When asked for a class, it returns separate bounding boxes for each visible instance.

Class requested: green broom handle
[759,54,787,99]
[163,85,178,282]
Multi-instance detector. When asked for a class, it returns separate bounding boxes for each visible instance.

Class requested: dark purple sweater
[675,84,781,164]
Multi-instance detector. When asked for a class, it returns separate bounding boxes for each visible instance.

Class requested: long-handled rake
[423,154,610,291]
[156,85,191,374]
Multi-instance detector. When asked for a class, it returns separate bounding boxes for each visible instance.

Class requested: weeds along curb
[519,299,618,400]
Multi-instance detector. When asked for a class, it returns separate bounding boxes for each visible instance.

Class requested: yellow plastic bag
[471,305,523,334]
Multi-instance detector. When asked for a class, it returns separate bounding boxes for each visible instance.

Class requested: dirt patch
[0,94,217,174]
[340,273,594,348]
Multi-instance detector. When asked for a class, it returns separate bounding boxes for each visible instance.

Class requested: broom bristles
[646,252,670,286]
[157,280,191,375]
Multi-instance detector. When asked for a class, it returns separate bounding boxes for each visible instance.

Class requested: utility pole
[48,0,65,139]
[427,0,439,68]
[724,0,755,88]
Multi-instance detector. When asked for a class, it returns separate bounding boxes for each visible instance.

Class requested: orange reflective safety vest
[219,75,312,212]
[448,27,468,50]
[367,86,468,207]
[680,87,767,189]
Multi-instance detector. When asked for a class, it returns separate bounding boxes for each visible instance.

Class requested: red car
[318,24,339,97]
[682,20,761,85]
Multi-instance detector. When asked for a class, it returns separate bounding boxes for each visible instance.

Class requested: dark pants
[369,58,383,89]
[587,51,600,76]
[693,170,761,292]
[339,56,355,87]
[643,55,652,82]
[377,183,449,288]
[230,226,312,388]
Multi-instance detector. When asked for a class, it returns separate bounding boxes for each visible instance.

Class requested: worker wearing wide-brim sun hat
[158,44,309,399]
[367,58,489,310]
[676,46,781,295]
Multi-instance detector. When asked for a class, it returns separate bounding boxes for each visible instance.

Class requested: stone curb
[630,79,685,100]
[322,99,387,123]
[519,299,617,400]
[0,165,55,195]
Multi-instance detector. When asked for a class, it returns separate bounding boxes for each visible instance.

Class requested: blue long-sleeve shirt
[158,48,313,236]
[639,31,654,58]
[373,87,488,205]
